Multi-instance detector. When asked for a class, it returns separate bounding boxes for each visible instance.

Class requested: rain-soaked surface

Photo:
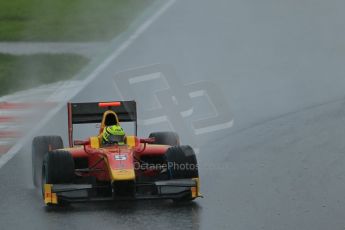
[1,0,345,229]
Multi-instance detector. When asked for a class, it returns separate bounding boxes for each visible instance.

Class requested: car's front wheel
[42,150,74,206]
[165,145,199,202]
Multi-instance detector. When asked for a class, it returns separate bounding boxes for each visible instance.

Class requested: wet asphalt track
[2,0,345,229]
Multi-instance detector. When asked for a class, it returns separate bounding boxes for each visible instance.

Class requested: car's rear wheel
[165,145,199,202]
[149,132,180,146]
[32,136,63,187]
[42,151,74,206]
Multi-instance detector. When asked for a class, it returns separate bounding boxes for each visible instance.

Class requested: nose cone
[105,149,135,181]
[110,169,135,181]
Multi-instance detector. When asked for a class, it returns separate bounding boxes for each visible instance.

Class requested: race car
[32,101,201,206]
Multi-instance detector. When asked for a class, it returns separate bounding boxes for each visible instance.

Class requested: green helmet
[102,125,125,145]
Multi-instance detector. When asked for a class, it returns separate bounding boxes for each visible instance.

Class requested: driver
[102,124,126,145]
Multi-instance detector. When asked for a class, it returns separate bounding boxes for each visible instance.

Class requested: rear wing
[67,101,137,147]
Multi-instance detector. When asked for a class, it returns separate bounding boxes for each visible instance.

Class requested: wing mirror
[139,137,155,144]
[74,140,90,146]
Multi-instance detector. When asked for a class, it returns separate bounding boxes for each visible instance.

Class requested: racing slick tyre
[165,145,198,179]
[32,136,63,187]
[149,132,180,146]
[165,145,199,202]
[42,151,74,206]
[42,150,74,185]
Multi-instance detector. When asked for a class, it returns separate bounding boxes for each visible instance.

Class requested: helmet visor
[107,134,125,144]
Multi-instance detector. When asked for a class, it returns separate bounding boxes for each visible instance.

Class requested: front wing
[44,178,201,204]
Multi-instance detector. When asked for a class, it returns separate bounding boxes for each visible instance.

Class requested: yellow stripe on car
[90,136,100,148]
[191,178,202,198]
[110,169,136,181]
[44,184,58,205]
[126,136,136,148]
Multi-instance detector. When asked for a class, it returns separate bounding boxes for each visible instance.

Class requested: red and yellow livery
[32,101,201,206]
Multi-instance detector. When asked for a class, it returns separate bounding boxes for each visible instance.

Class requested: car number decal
[115,155,127,160]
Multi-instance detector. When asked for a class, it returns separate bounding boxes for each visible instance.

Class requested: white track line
[0,0,176,169]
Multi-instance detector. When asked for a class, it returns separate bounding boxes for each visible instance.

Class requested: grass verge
[0,0,157,96]
[0,53,89,96]
[0,0,156,41]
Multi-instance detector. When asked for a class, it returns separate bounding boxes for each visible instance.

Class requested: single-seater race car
[32,101,201,206]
